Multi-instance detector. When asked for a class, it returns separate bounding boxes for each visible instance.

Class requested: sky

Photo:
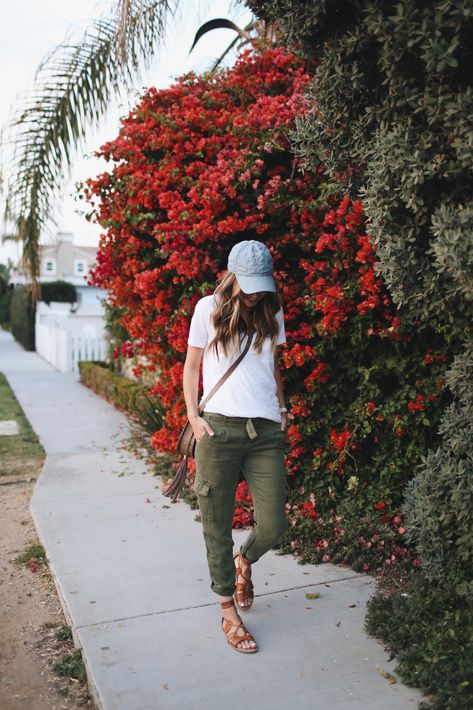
[0,0,253,264]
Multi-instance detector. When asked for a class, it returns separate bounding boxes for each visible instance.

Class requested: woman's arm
[274,346,288,432]
[183,345,214,441]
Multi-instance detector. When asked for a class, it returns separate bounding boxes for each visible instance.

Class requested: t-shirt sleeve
[276,307,286,345]
[187,298,209,348]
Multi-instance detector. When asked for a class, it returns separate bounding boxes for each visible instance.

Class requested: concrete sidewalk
[0,329,425,710]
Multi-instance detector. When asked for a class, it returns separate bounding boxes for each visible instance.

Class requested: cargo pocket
[195,478,214,523]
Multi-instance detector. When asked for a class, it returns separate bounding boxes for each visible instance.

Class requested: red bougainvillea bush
[82,47,450,575]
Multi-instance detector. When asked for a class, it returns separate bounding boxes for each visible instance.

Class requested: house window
[44,258,56,276]
[74,259,87,276]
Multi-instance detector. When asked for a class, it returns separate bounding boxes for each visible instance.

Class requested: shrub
[82,47,450,574]
[8,280,77,347]
[245,3,473,705]
[10,286,35,350]
[246,0,473,580]
[365,577,473,710]
[402,449,473,598]
[78,361,165,433]
[0,277,12,327]
[39,280,77,304]
[0,288,13,328]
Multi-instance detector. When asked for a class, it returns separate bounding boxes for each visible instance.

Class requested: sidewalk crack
[75,574,364,630]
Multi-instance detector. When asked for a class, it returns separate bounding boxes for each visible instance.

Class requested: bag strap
[197,328,255,414]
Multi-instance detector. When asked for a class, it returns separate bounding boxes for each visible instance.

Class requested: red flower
[300,501,319,518]
[329,429,351,451]
[407,393,425,412]
[373,501,386,511]
[80,45,448,553]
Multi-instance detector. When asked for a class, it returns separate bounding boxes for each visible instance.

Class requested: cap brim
[235,273,276,294]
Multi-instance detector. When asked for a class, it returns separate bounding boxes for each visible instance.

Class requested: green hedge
[246,2,473,707]
[0,271,11,325]
[78,361,165,433]
[365,578,473,710]
[40,280,77,304]
[8,280,80,348]
[0,284,12,328]
[10,286,35,350]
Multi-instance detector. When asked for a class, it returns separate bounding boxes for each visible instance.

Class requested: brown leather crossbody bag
[163,329,255,501]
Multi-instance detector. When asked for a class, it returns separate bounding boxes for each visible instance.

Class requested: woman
[183,240,288,654]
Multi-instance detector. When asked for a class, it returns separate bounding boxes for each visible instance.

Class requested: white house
[9,232,109,374]
[10,231,106,306]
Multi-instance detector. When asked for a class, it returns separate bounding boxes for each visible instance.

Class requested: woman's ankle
[240,551,252,566]
[219,595,234,606]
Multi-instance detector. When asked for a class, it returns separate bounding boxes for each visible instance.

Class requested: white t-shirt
[187,294,286,422]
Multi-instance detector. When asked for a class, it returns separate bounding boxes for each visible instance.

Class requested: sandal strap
[236,580,253,592]
[220,599,235,610]
[235,589,253,603]
[234,552,253,585]
[234,552,254,605]
[222,618,256,648]
[235,567,252,584]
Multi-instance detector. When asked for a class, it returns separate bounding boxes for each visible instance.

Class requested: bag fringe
[162,456,189,502]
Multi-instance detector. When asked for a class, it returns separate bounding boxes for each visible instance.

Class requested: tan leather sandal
[221,599,258,654]
[233,551,254,611]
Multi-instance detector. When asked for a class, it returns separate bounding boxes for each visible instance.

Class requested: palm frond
[207,17,268,71]
[189,16,276,72]
[189,18,252,54]
[3,0,176,299]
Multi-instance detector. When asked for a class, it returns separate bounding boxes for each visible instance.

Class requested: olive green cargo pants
[194,413,287,597]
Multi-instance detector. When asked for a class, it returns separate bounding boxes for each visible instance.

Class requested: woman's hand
[190,415,215,442]
[280,411,288,432]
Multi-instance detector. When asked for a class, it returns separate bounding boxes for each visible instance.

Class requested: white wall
[76,285,107,306]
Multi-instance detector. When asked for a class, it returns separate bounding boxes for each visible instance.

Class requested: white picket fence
[35,301,108,373]
[36,324,106,372]
[36,323,107,372]
[70,333,107,372]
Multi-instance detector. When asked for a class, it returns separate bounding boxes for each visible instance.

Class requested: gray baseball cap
[227,240,276,293]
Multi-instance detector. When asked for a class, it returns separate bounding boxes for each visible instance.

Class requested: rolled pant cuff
[212,584,236,597]
[239,547,257,564]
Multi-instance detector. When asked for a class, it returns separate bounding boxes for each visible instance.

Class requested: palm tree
[2,0,178,300]
[2,0,268,300]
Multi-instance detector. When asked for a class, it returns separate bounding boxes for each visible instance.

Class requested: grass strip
[0,372,45,479]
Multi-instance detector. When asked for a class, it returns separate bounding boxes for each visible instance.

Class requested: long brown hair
[207,270,281,357]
